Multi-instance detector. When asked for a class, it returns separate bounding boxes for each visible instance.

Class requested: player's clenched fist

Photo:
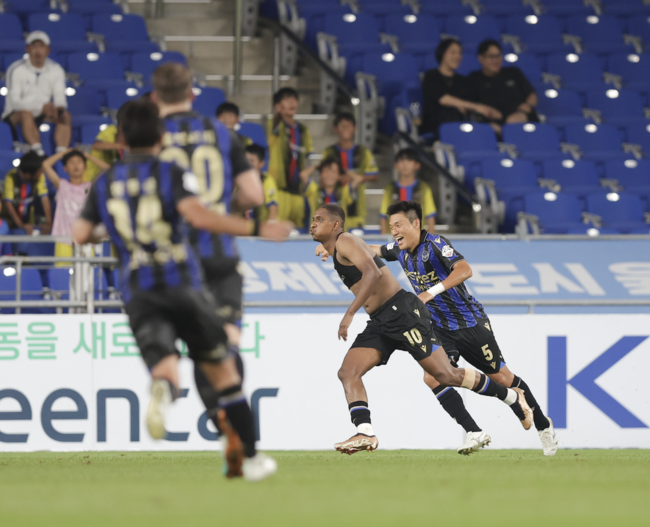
[315,243,330,261]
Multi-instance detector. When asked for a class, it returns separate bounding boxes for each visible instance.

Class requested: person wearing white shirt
[2,31,71,155]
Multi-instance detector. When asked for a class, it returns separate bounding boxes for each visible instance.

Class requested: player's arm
[40,195,52,234]
[230,132,264,209]
[42,150,66,189]
[417,240,471,303]
[84,152,111,172]
[73,183,108,244]
[336,234,383,341]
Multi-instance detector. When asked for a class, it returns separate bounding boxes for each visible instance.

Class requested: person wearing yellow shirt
[380,148,436,234]
[244,144,278,222]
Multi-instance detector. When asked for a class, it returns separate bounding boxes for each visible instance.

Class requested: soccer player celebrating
[379,201,558,456]
[73,101,288,480]
[310,204,533,454]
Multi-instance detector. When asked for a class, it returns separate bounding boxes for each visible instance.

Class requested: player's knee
[433,368,458,387]
[338,364,359,384]
[490,370,511,387]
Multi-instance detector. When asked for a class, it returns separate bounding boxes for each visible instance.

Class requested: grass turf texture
[1,450,649,527]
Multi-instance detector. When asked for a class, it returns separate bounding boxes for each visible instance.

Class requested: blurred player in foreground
[73,100,288,481]
[377,201,558,456]
[310,204,532,454]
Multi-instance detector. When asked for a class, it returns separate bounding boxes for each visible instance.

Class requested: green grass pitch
[1,450,649,527]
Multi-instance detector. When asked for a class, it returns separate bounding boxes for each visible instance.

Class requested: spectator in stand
[42,148,110,263]
[380,148,436,234]
[244,144,278,222]
[2,31,71,155]
[304,158,366,231]
[267,87,314,227]
[2,152,52,253]
[468,39,538,135]
[421,38,501,135]
[0,201,9,254]
[216,102,252,146]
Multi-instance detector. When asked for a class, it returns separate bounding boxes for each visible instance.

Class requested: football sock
[433,386,481,433]
[193,364,221,432]
[511,375,550,430]
[219,385,257,458]
[471,372,526,420]
[349,400,373,435]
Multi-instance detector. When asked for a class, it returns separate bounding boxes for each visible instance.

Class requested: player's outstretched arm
[315,243,381,261]
[232,169,264,210]
[336,234,383,341]
[177,196,292,240]
[418,260,473,303]
[368,245,382,258]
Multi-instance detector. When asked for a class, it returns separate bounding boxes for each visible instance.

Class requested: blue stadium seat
[0,13,27,53]
[322,13,386,54]
[585,87,646,125]
[586,192,649,232]
[0,151,20,178]
[67,52,134,92]
[626,12,650,43]
[505,15,569,55]
[80,122,112,145]
[65,86,110,128]
[0,122,13,151]
[237,122,268,149]
[383,14,441,55]
[3,0,53,17]
[92,14,152,54]
[502,123,567,161]
[541,0,594,16]
[606,52,650,92]
[360,1,413,18]
[192,86,226,117]
[601,0,650,17]
[536,88,588,127]
[105,86,142,111]
[439,122,505,162]
[523,192,587,233]
[419,0,472,16]
[480,0,534,16]
[502,53,543,85]
[565,123,629,161]
[129,51,187,81]
[542,159,604,198]
[624,122,650,152]
[604,159,650,197]
[546,52,605,91]
[444,15,501,54]
[27,13,98,55]
[565,15,630,55]
[68,0,123,30]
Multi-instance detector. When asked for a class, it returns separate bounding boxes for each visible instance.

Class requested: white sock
[504,388,518,406]
[55,146,67,153]
[30,143,43,151]
[357,423,374,436]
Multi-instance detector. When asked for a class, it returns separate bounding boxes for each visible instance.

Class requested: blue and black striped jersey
[381,231,487,331]
[80,154,203,304]
[160,111,251,273]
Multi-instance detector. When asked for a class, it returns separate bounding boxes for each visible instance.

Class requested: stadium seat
[624,122,650,152]
[565,123,630,161]
[67,0,123,30]
[383,14,441,55]
[444,15,502,54]
[565,15,630,55]
[192,86,226,117]
[419,0,472,16]
[361,1,414,18]
[0,122,13,152]
[27,13,98,55]
[3,0,53,18]
[0,151,20,178]
[67,52,134,92]
[502,53,543,86]
[522,192,588,233]
[129,51,187,81]
[237,122,268,149]
[480,0,534,16]
[439,122,506,163]
[585,88,647,125]
[606,52,650,92]
[502,123,567,161]
[105,86,142,111]
[0,13,27,53]
[586,192,649,232]
[65,86,111,128]
[92,14,152,55]
[604,159,650,198]
[321,13,387,54]
[546,52,605,91]
[626,12,650,44]
[504,15,569,55]
[600,0,650,16]
[536,88,589,127]
[542,159,604,198]
[80,122,112,146]
[541,0,594,16]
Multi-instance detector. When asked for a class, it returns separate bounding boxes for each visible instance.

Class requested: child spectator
[267,88,314,226]
[244,144,278,222]
[2,152,52,246]
[380,148,436,234]
[217,101,252,146]
[305,158,366,231]
[42,148,110,261]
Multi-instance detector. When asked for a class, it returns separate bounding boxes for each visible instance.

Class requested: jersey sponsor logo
[404,269,439,288]
[441,245,454,258]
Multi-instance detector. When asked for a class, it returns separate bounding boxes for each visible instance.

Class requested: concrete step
[128,0,234,18]
[164,38,269,60]
[147,17,233,37]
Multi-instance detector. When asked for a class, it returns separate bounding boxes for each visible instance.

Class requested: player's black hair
[62,149,86,166]
[387,200,423,227]
[435,38,462,65]
[245,143,266,162]
[317,157,344,174]
[121,100,164,149]
[395,148,420,164]
[319,203,346,228]
[334,112,356,127]
[18,151,44,177]
[117,99,137,127]
[273,87,300,105]
[216,101,240,117]
[477,39,501,56]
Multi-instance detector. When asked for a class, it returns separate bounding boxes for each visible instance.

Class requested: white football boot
[146,379,172,440]
[242,453,278,482]
[457,431,492,455]
[538,417,559,456]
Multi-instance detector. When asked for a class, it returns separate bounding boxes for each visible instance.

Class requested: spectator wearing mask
[216,102,252,146]
[468,39,538,135]
[380,149,436,234]
[244,144,278,222]
[2,151,52,253]
[42,148,110,262]
[421,39,501,135]
[2,31,71,155]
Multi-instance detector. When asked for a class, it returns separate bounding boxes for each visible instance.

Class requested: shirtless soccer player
[378,200,558,456]
[309,204,533,454]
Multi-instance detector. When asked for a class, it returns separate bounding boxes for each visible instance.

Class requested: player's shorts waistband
[368,289,409,319]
